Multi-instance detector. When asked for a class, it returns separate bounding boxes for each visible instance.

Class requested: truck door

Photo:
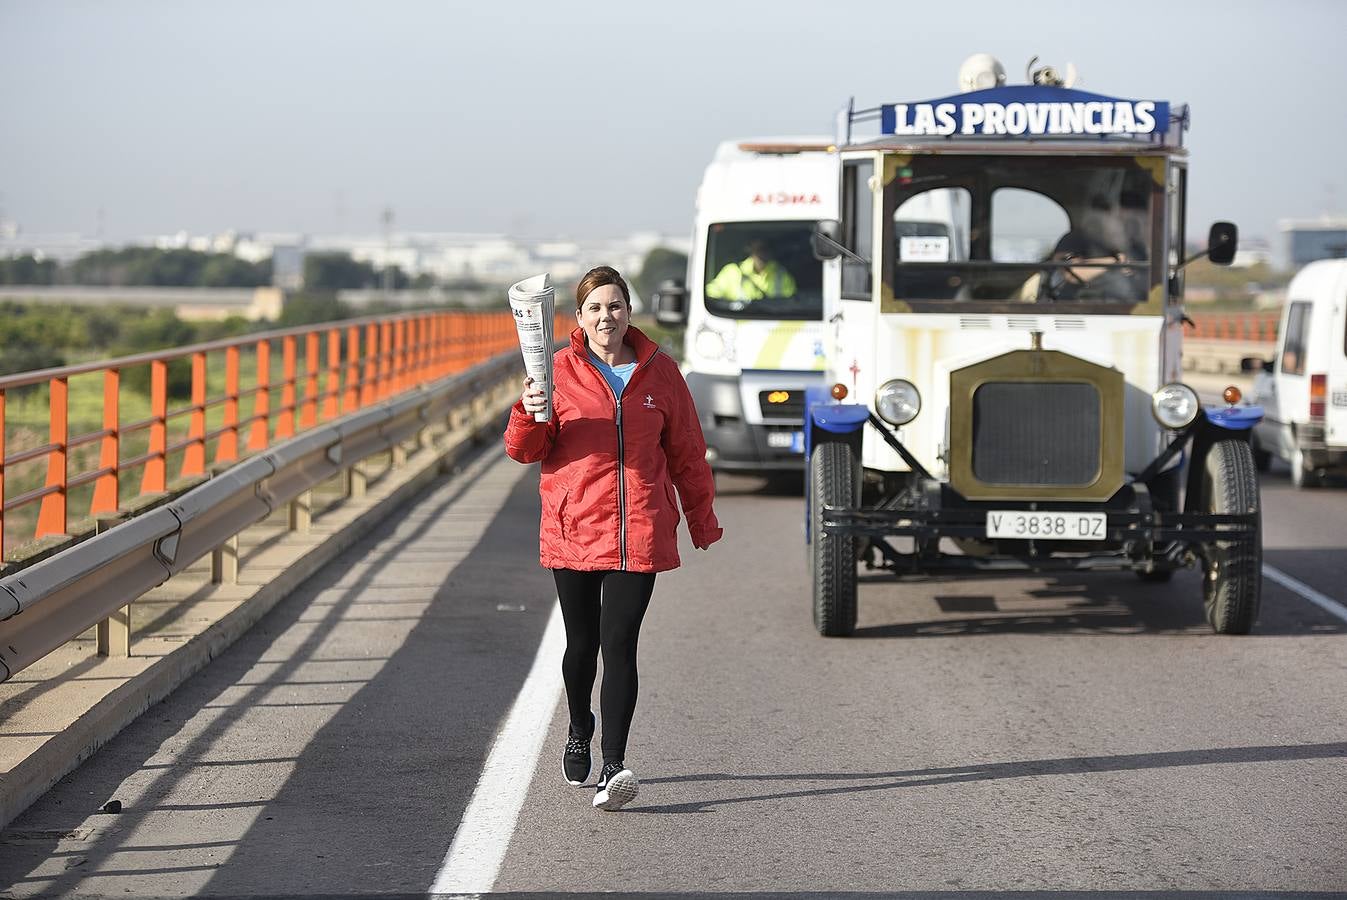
[1272,300,1311,457]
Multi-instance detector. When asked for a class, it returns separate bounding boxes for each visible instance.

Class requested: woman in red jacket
[504,265,722,812]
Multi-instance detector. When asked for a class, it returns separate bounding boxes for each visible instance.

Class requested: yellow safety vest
[705,259,797,301]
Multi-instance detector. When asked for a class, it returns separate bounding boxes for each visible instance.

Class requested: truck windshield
[882,155,1162,312]
[703,221,823,320]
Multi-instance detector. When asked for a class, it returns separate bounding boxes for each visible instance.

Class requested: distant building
[1230,236,1272,269]
[1280,216,1347,268]
[0,231,105,262]
[270,245,306,290]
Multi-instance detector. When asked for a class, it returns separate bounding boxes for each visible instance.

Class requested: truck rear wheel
[1201,438,1262,634]
[811,441,858,636]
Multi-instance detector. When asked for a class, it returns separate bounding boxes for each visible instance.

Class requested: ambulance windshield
[881,155,1161,311]
[703,221,822,320]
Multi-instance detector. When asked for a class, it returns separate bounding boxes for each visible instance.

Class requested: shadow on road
[715,471,804,498]
[848,564,1345,639]
[633,740,1347,816]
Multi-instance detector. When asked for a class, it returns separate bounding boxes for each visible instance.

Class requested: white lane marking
[1264,564,1347,625]
[430,602,565,895]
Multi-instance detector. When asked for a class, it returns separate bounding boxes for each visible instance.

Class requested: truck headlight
[1151,382,1200,429]
[875,379,921,425]
[694,327,727,360]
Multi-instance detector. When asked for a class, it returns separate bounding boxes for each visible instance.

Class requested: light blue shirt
[589,351,637,399]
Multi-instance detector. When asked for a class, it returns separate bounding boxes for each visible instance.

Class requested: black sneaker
[593,761,638,811]
[562,713,594,786]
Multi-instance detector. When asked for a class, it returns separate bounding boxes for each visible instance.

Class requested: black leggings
[552,568,656,766]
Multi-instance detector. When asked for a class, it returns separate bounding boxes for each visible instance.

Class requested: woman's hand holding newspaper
[508,273,556,423]
[520,376,547,416]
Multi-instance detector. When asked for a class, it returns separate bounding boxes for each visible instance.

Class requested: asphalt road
[1,445,1345,897]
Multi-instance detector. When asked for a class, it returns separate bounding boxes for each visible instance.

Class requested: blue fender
[812,403,869,433]
[803,386,868,545]
[803,385,867,465]
[804,386,868,434]
[1203,404,1263,432]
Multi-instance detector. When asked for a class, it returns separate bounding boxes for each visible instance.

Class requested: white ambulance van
[1245,259,1347,487]
[655,138,839,472]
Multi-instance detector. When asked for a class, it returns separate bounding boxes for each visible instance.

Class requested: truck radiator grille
[971,382,1100,485]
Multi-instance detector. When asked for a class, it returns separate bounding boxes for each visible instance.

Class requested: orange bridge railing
[1186,312,1279,343]
[0,308,569,561]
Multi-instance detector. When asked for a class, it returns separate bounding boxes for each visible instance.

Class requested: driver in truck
[705,238,798,303]
[1019,228,1135,302]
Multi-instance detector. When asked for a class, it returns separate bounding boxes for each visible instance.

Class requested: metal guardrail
[0,349,525,683]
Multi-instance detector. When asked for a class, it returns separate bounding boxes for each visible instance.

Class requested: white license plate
[767,431,804,452]
[985,510,1107,541]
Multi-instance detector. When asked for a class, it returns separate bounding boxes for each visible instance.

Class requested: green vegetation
[0,245,451,293]
[0,247,271,287]
[0,254,58,285]
[0,303,255,382]
[1183,257,1290,310]
[68,246,273,287]
[631,314,683,364]
[303,252,405,291]
[634,246,689,301]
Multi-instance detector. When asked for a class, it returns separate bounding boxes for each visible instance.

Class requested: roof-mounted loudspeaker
[957,53,1006,92]
[1026,56,1079,88]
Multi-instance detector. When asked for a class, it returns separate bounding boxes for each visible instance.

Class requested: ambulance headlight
[694,327,727,360]
[1151,382,1200,429]
[875,379,921,426]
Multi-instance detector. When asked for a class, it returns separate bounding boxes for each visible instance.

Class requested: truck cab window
[842,160,873,300]
[703,221,823,320]
[1281,301,1310,376]
[882,155,1160,310]
[891,187,971,300]
[990,188,1068,262]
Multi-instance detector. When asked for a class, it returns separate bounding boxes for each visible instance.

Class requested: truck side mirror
[1207,222,1238,266]
[653,279,688,326]
[1240,356,1272,374]
[811,220,843,261]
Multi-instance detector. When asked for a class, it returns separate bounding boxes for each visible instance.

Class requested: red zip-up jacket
[503,325,722,573]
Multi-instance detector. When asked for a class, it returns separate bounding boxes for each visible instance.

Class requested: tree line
[301,253,434,291]
[0,247,272,288]
[0,246,442,291]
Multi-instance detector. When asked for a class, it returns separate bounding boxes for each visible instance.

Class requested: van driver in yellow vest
[705,239,798,302]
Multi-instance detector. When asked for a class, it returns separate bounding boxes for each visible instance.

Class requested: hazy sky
[2,0,1344,246]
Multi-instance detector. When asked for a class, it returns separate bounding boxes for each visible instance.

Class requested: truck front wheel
[1201,438,1262,634]
[811,441,858,636]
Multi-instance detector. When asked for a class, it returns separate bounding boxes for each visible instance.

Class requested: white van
[656,138,838,472]
[1246,258,1347,487]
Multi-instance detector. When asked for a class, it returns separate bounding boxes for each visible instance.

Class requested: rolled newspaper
[508,273,556,422]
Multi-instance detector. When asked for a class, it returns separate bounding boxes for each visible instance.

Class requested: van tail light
[1310,373,1327,421]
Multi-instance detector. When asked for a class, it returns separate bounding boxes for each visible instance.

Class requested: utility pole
[381,206,394,299]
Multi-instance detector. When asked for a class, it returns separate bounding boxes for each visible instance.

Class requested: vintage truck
[802,54,1263,636]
